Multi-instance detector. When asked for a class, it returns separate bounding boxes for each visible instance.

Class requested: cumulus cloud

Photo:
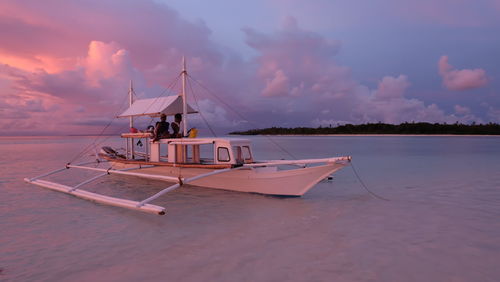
[243,20,483,126]
[0,2,492,135]
[373,75,410,100]
[454,105,471,115]
[486,106,500,123]
[354,75,450,124]
[0,0,232,135]
[244,16,345,100]
[262,69,290,97]
[438,55,488,91]
[83,41,133,85]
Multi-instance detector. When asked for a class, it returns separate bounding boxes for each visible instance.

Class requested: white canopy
[117,96,197,118]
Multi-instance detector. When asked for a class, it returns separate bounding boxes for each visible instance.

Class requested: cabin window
[217,147,230,162]
[232,146,243,164]
[199,143,214,164]
[242,146,252,161]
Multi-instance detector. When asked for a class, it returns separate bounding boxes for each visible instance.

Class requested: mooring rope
[350,161,390,201]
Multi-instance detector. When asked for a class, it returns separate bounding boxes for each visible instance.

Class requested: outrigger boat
[24,58,351,215]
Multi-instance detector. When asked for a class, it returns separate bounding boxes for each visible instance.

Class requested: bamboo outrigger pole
[24,161,249,215]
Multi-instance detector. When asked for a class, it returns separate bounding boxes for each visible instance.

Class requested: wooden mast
[181,57,188,137]
[129,80,135,159]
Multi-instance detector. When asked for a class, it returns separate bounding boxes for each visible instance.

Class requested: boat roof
[156,137,251,145]
[118,96,197,118]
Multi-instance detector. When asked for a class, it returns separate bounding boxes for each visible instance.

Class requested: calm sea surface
[1,135,499,282]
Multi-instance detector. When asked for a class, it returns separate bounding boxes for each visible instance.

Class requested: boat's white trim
[167,140,214,145]
[244,156,351,167]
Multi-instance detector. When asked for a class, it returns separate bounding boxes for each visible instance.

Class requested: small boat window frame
[242,146,252,161]
[232,145,243,164]
[217,147,231,162]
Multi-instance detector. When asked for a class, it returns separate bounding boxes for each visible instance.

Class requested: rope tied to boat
[350,161,390,201]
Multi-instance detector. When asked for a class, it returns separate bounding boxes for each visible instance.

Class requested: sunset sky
[1,0,499,135]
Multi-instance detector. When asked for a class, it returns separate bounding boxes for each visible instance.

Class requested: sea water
[1,135,499,282]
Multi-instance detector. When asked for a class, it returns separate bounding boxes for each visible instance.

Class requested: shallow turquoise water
[1,135,499,281]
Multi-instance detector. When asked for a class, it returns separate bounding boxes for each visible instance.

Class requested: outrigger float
[24,58,351,215]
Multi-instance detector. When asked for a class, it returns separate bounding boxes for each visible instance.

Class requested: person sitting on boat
[153,113,170,141]
[171,113,182,138]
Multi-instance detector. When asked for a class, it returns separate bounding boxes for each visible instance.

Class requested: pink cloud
[488,107,500,122]
[0,3,491,135]
[243,20,483,125]
[0,0,222,79]
[83,41,133,86]
[262,69,290,97]
[438,55,488,91]
[0,0,235,135]
[354,75,449,124]
[244,16,345,100]
[373,75,410,100]
[454,105,471,115]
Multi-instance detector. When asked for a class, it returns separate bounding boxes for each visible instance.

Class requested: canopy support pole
[181,56,188,137]
[129,80,135,159]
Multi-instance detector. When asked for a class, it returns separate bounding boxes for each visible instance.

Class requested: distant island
[230,122,500,135]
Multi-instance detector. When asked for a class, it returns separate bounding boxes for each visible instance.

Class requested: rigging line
[187,77,217,137]
[187,74,297,160]
[144,74,182,127]
[140,73,182,119]
[68,89,131,164]
[350,161,390,201]
[84,74,181,163]
[142,74,182,128]
[69,74,182,163]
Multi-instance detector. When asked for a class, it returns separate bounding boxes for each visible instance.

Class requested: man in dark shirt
[171,113,182,138]
[153,113,169,141]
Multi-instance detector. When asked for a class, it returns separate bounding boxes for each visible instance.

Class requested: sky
[1,0,499,135]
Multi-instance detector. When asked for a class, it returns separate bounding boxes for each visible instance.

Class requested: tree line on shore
[230,122,500,135]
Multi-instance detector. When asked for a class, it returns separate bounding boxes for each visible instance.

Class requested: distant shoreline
[229,122,500,136]
[231,134,500,137]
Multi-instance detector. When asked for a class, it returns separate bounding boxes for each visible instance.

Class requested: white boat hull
[110,162,347,196]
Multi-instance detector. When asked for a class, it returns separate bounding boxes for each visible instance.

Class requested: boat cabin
[120,134,253,166]
[153,137,253,165]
